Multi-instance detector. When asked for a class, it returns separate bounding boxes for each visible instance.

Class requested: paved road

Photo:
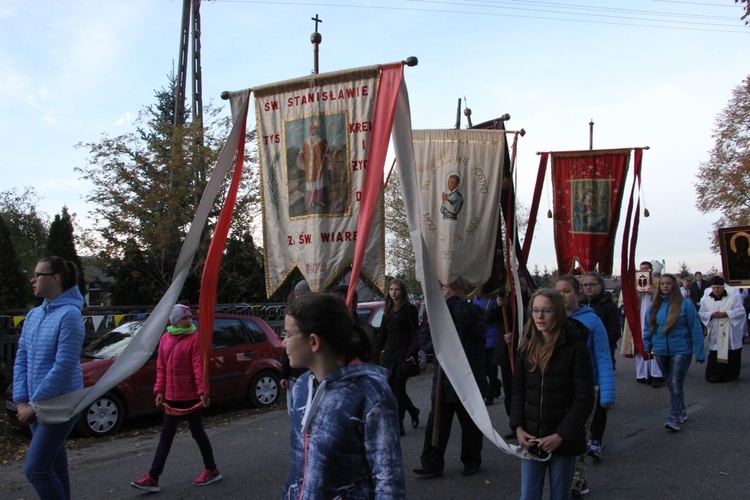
[2,349,749,499]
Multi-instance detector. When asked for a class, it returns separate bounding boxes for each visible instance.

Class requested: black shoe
[410,408,420,429]
[400,423,405,436]
[413,468,442,477]
[636,378,648,384]
[493,384,502,399]
[461,465,480,476]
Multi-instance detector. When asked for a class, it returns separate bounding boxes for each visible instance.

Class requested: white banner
[412,129,505,286]
[254,69,386,295]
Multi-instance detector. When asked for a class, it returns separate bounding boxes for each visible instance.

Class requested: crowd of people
[11,257,747,499]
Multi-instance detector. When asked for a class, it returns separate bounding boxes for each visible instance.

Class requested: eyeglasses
[33,272,56,279]
[530,308,554,316]
[581,283,600,288]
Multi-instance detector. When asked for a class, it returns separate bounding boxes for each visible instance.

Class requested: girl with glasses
[13,256,85,500]
[510,289,594,500]
[282,293,405,499]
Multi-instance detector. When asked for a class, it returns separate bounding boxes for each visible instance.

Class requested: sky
[1,0,748,277]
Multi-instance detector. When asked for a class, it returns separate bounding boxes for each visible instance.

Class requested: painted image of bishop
[441,173,464,220]
[296,118,329,208]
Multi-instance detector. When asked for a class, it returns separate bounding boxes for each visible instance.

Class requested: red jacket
[154,331,204,401]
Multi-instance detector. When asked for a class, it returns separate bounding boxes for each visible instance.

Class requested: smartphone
[528,439,549,460]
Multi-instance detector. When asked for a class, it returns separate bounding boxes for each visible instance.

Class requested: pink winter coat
[154,331,204,401]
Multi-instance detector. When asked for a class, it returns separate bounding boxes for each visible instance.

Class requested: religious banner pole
[310,14,322,74]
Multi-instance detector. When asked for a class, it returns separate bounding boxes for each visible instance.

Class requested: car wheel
[248,371,279,408]
[76,393,124,437]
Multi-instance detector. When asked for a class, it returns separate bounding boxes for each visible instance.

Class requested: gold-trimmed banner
[253,69,386,295]
[412,129,506,285]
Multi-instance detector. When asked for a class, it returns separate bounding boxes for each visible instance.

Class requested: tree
[0,215,30,309]
[384,170,421,295]
[675,261,691,279]
[739,0,749,25]
[696,75,750,251]
[108,240,160,306]
[217,231,266,304]
[0,187,49,276]
[47,206,87,296]
[531,265,556,289]
[76,74,260,305]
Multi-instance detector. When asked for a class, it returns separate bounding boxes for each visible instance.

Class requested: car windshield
[82,321,143,360]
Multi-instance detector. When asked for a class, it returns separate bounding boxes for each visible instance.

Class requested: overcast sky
[1,0,747,275]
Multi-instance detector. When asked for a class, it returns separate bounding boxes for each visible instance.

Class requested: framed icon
[718,225,750,286]
[635,270,652,293]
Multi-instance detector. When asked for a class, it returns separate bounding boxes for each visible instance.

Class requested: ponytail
[39,256,79,291]
[286,293,371,364]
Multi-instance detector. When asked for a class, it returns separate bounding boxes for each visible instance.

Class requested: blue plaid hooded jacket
[283,362,405,499]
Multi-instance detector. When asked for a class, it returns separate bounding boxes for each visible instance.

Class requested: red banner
[551,150,631,275]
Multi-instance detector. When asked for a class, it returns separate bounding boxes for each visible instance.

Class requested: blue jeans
[520,454,576,500]
[26,416,78,500]
[654,354,692,417]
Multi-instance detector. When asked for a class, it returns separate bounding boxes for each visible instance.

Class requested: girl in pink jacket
[131,304,222,492]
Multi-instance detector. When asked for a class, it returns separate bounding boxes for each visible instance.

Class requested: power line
[412,0,743,28]
[214,0,748,33]
[466,0,739,20]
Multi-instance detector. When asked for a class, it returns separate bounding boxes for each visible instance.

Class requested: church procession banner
[391,87,533,460]
[29,60,535,461]
[411,129,506,286]
[551,149,631,275]
[251,67,386,296]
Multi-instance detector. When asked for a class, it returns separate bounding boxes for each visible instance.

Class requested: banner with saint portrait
[411,129,506,285]
[551,150,631,275]
[252,68,386,296]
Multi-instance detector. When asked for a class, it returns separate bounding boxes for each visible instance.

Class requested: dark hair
[384,278,408,314]
[285,293,373,363]
[556,274,581,294]
[640,261,653,270]
[39,256,79,291]
[330,284,358,307]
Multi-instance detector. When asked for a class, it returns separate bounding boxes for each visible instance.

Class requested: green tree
[384,169,421,295]
[696,75,750,251]
[76,74,259,305]
[531,264,556,289]
[0,215,30,309]
[0,187,49,276]
[675,261,691,279]
[108,240,160,306]
[217,231,266,304]
[47,206,87,296]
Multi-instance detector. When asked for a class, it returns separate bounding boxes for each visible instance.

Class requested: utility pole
[174,0,205,205]
[175,0,203,132]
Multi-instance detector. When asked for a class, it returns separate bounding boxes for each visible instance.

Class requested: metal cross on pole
[311,14,323,74]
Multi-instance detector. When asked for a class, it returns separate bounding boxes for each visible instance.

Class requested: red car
[356,301,385,328]
[5,314,283,437]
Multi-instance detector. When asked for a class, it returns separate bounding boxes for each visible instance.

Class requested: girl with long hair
[282,293,405,498]
[643,274,705,431]
[378,278,420,435]
[510,289,594,500]
[13,257,85,499]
